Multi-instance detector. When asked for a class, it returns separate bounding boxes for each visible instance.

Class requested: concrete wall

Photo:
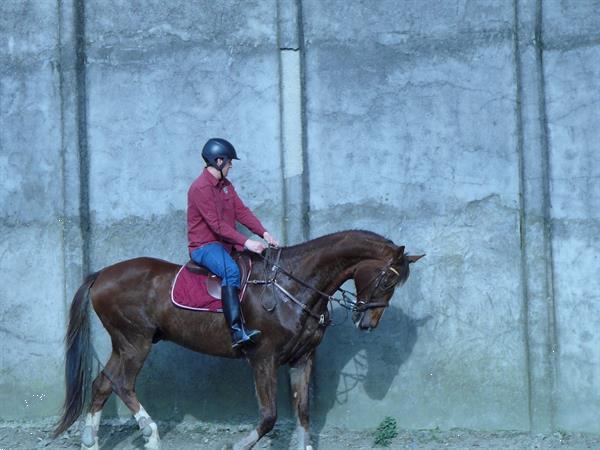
[1,1,66,418]
[543,3,600,432]
[304,1,526,432]
[1,0,599,435]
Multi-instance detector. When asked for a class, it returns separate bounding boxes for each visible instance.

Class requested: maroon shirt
[187,169,267,254]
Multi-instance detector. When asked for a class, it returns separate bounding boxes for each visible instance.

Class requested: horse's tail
[53,271,100,437]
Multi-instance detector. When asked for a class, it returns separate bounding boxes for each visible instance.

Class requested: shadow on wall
[311,306,430,448]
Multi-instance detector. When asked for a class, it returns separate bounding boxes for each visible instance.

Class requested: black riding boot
[221,285,261,348]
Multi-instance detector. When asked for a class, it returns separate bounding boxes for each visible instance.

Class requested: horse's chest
[282,322,326,363]
[301,327,323,348]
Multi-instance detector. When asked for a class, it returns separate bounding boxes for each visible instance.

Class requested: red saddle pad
[170,259,252,312]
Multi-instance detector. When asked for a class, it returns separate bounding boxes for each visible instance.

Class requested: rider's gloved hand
[263,232,280,247]
[245,239,266,254]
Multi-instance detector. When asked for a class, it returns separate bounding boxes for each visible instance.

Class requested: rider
[187,138,279,348]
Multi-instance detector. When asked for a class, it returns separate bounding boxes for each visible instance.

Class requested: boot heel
[221,285,261,348]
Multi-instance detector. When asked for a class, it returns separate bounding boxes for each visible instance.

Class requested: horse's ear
[395,246,405,259]
[407,254,425,264]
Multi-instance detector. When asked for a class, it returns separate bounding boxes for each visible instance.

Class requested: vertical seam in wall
[276,0,289,245]
[512,0,533,431]
[296,0,310,240]
[75,0,90,275]
[536,0,557,430]
[57,0,69,319]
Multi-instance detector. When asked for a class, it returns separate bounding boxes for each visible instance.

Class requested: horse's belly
[158,308,240,359]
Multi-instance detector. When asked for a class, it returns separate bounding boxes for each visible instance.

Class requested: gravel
[1,419,600,449]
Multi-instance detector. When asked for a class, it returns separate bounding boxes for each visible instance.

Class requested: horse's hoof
[143,434,161,449]
[81,426,98,450]
[142,424,154,437]
[142,421,161,450]
[144,439,161,450]
[80,440,99,450]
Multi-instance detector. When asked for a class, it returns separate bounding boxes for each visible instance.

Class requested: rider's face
[222,160,232,177]
[216,158,232,178]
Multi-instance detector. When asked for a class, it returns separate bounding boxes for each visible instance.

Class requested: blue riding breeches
[190,242,241,288]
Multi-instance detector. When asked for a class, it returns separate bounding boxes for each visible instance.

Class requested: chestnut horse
[54,230,423,449]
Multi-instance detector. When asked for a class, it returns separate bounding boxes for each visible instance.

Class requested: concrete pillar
[514,0,557,432]
[58,0,89,311]
[277,0,308,245]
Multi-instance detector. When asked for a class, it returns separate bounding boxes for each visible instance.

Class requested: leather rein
[247,247,403,327]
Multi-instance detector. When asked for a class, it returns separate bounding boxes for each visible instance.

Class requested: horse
[53,230,423,450]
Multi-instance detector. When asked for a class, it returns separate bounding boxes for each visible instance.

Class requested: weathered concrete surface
[303,0,528,430]
[543,3,600,432]
[82,0,285,422]
[0,1,65,419]
[515,0,557,433]
[1,0,599,437]
[84,0,283,268]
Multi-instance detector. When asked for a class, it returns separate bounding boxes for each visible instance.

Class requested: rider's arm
[189,185,248,246]
[230,186,267,238]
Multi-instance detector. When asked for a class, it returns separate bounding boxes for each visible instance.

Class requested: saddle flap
[206,276,221,299]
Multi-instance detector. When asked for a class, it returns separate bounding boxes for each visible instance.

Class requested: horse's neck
[284,233,387,296]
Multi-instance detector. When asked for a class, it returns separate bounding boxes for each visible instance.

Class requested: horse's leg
[80,352,119,450]
[109,335,161,450]
[290,354,314,450]
[233,360,277,450]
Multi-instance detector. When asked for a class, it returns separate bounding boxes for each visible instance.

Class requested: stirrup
[232,329,261,348]
[245,328,261,341]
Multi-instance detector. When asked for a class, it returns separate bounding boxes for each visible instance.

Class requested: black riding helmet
[201,138,239,170]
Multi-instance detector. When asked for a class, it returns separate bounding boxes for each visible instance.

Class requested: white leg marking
[81,411,101,449]
[296,425,312,450]
[134,405,161,450]
[233,429,259,450]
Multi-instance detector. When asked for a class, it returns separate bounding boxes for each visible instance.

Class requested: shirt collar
[201,168,230,187]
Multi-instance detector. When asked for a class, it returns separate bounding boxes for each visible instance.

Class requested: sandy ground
[2,419,600,450]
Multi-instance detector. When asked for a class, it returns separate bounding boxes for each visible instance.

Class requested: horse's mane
[280,229,395,259]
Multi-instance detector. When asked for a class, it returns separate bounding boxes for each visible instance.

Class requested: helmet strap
[216,157,229,180]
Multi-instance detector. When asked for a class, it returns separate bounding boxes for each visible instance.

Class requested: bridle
[248,248,404,327]
[352,263,402,312]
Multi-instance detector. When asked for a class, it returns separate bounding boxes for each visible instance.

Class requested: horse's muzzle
[353,301,388,330]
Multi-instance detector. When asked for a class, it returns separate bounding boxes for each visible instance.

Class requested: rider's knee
[223,264,241,287]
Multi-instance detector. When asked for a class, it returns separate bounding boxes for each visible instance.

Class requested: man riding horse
[53,137,423,450]
[187,138,279,348]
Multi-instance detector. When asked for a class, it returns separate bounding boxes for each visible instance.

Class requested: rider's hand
[263,232,279,247]
[244,239,266,254]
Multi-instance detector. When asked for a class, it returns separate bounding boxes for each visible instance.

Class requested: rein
[247,247,401,326]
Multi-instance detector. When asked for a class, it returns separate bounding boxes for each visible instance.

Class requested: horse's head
[351,246,424,330]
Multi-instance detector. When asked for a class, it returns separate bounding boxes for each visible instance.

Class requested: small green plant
[373,416,398,447]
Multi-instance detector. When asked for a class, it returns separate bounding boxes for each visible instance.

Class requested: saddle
[184,252,252,299]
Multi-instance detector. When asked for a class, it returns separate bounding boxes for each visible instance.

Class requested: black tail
[53,271,100,437]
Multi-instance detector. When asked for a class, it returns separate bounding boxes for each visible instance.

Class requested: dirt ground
[2,419,600,450]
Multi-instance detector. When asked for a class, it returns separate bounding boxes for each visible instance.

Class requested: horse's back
[103,256,180,271]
